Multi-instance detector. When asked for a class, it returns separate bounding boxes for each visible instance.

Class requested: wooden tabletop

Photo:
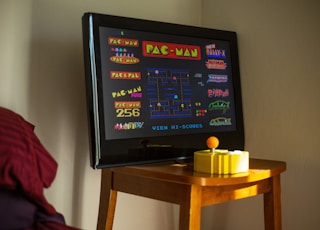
[112,158,286,186]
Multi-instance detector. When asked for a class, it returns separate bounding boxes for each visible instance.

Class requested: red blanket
[0,107,79,229]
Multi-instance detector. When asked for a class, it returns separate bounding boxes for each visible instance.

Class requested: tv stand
[97,158,286,230]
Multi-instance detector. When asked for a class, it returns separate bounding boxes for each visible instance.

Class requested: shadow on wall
[26,37,90,225]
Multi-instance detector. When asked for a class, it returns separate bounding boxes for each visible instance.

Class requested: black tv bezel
[82,12,245,169]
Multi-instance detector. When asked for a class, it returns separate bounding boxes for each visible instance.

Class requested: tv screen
[82,13,244,169]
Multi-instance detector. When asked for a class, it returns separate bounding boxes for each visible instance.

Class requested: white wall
[0,0,201,229]
[1,0,320,230]
[201,1,320,230]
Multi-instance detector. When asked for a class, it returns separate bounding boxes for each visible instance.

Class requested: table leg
[97,169,118,230]
[263,175,282,230]
[179,185,202,230]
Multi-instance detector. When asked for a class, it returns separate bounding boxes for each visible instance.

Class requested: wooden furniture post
[264,174,282,230]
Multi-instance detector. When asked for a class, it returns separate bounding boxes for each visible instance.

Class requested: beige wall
[0,0,32,114]
[202,1,320,230]
[1,0,320,229]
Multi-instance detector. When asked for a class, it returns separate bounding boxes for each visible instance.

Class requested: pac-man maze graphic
[147,68,192,119]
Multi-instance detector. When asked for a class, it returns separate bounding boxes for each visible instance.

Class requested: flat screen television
[82,12,244,169]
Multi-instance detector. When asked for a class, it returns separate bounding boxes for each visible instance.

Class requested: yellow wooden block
[194,149,249,174]
[193,150,215,173]
[228,150,249,174]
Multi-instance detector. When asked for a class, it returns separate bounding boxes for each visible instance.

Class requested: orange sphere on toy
[206,136,219,149]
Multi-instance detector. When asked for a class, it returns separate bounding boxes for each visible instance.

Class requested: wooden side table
[97,158,286,230]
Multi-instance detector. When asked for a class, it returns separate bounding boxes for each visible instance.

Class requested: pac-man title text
[142,41,201,60]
